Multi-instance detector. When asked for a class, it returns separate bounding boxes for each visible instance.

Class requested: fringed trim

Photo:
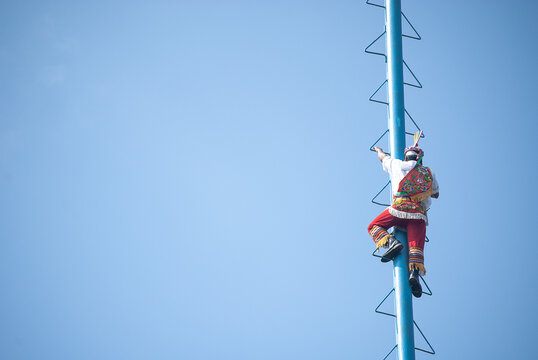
[376,234,391,249]
[369,225,392,250]
[409,263,426,276]
[409,246,425,275]
[388,207,429,226]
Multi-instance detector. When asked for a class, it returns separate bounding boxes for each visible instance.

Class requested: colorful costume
[367,138,438,276]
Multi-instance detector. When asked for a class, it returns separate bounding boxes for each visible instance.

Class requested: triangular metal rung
[402,12,422,40]
[369,129,390,153]
[382,345,398,360]
[364,2,422,40]
[365,31,386,58]
[403,60,423,88]
[371,246,383,259]
[365,0,385,9]
[374,288,396,318]
[369,127,424,151]
[369,64,421,104]
[371,180,391,207]
[404,109,423,135]
[420,274,433,296]
[369,80,388,105]
[414,320,436,354]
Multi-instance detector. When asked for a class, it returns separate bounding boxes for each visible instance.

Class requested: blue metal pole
[386,1,415,359]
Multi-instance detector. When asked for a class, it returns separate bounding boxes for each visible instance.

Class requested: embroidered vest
[391,165,433,215]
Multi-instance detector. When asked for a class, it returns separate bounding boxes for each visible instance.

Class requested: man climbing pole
[367,132,439,298]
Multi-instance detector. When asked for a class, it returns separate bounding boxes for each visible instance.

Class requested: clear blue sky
[1,1,537,359]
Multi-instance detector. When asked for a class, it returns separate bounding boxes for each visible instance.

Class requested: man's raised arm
[373,147,388,162]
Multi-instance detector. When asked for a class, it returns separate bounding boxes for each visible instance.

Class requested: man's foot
[409,268,422,298]
[380,237,403,263]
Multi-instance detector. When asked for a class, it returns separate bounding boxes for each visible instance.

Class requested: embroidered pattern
[391,197,427,215]
[391,165,433,218]
[369,225,391,248]
[409,246,426,275]
[397,166,433,197]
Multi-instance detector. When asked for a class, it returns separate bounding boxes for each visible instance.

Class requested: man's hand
[373,147,387,162]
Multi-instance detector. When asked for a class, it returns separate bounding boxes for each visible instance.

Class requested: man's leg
[407,219,427,298]
[367,209,405,261]
[406,219,427,275]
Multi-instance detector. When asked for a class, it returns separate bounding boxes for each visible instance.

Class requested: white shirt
[382,156,439,211]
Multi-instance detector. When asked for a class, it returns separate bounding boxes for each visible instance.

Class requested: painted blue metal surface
[386,1,415,359]
[386,0,406,160]
[365,1,437,358]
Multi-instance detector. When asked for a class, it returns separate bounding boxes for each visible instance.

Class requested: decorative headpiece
[404,130,424,163]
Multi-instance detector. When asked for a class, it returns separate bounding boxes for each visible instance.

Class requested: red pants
[367,208,427,274]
